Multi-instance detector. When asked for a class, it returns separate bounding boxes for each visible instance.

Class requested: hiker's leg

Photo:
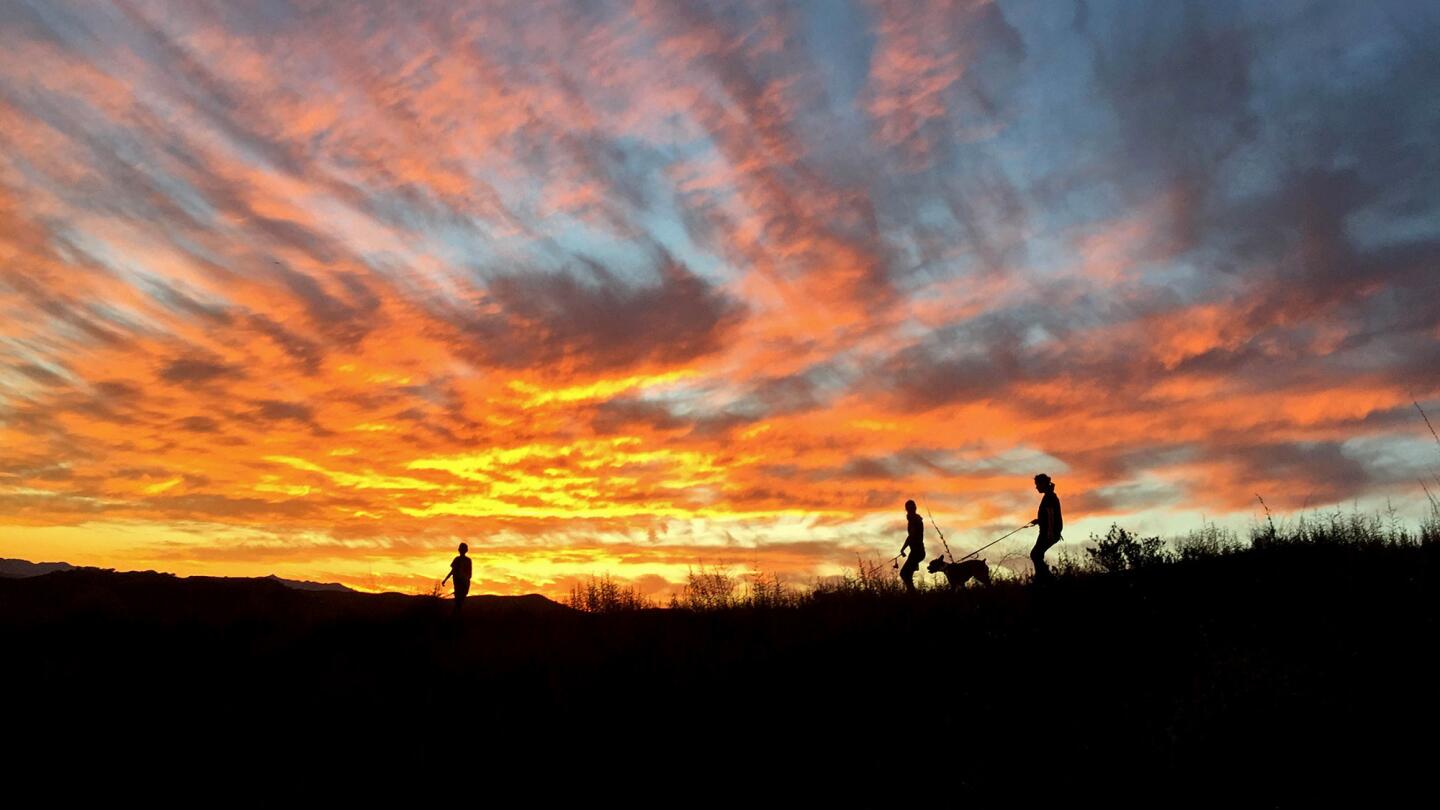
[1030,541,1052,581]
[900,556,918,591]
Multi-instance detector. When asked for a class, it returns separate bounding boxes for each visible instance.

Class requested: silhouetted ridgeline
[2,559,357,592]
[1,541,1434,795]
[0,558,75,578]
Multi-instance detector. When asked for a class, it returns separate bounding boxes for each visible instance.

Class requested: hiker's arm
[442,572,451,585]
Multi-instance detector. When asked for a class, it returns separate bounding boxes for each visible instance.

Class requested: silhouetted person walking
[1029,474,1063,582]
[442,542,472,615]
[899,499,925,592]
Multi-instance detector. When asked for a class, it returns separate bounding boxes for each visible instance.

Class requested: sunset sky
[2,1,1437,598]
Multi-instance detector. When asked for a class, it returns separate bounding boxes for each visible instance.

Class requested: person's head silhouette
[1034,474,1054,493]
[458,542,468,556]
[905,499,917,514]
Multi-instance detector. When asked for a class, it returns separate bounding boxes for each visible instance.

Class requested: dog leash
[861,554,902,575]
[956,524,1031,561]
[926,497,1031,563]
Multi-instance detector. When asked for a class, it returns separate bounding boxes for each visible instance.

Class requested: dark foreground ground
[2,543,1434,795]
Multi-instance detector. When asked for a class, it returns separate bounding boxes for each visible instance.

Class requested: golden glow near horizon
[3,2,1437,600]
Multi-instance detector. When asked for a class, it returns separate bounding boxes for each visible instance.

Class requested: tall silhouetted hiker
[441,542,472,615]
[899,499,925,592]
[1029,474,1063,582]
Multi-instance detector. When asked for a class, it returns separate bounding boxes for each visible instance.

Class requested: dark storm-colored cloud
[147,493,321,520]
[252,400,315,424]
[246,314,324,376]
[732,369,835,419]
[243,399,333,438]
[881,311,1039,412]
[1071,480,1184,515]
[0,461,74,483]
[251,216,344,266]
[144,279,234,327]
[880,1,1440,413]
[1064,444,1197,486]
[176,416,221,434]
[0,492,109,517]
[587,364,848,438]
[807,449,969,484]
[1090,1,1257,229]
[93,380,143,400]
[458,253,744,372]
[1213,441,1376,505]
[267,264,382,348]
[591,399,688,434]
[159,356,242,385]
[15,363,67,386]
[1086,2,1439,323]
[0,270,134,349]
[589,397,756,438]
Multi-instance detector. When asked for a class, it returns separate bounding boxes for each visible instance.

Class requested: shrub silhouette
[676,563,737,610]
[812,555,908,598]
[1247,502,1433,549]
[745,569,800,608]
[566,574,653,612]
[1423,500,1440,545]
[1175,522,1242,562]
[1086,523,1169,573]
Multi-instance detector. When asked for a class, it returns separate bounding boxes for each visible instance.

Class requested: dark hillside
[2,545,1434,793]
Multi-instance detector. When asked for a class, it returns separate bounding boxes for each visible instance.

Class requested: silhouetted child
[899,499,925,592]
[441,542,472,615]
[1029,474,1063,582]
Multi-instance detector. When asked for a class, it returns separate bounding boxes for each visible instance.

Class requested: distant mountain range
[0,561,566,626]
[260,574,355,592]
[0,559,76,578]
[0,558,353,592]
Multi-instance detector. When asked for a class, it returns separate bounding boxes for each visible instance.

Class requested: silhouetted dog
[927,557,991,589]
